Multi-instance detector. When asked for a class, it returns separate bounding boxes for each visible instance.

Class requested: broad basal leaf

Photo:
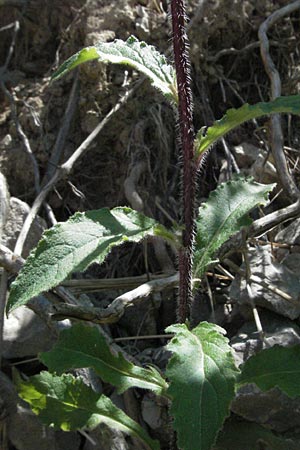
[17,371,160,450]
[194,177,275,278]
[195,95,300,160]
[52,35,177,102]
[238,345,300,398]
[166,322,239,450]
[7,207,175,313]
[40,323,168,395]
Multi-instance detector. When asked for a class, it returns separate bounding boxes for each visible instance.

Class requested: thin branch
[61,273,174,292]
[225,258,300,307]
[0,22,16,33]
[1,82,40,193]
[241,243,264,341]
[259,1,300,200]
[124,161,147,212]
[43,73,80,184]
[207,40,280,63]
[14,86,132,256]
[0,245,25,274]
[1,20,19,72]
[113,334,173,343]
[51,274,179,324]
[219,200,300,258]
[0,19,57,233]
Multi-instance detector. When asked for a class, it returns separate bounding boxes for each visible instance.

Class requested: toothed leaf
[52,35,177,102]
[17,371,160,450]
[40,323,168,395]
[166,322,239,450]
[7,207,174,313]
[194,177,275,278]
[195,95,300,158]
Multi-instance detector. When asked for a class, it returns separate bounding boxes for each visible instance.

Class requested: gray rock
[1,197,46,257]
[231,384,300,433]
[2,305,57,358]
[275,218,300,247]
[83,424,131,450]
[282,253,300,272]
[231,310,300,365]
[275,218,300,260]
[250,153,277,184]
[8,404,57,450]
[55,430,81,450]
[230,245,300,319]
[141,394,172,448]
[136,5,150,39]
[232,142,260,168]
[230,311,300,433]
[142,396,164,430]
[0,371,80,450]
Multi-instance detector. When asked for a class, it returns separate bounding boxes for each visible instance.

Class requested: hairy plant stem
[171,0,196,322]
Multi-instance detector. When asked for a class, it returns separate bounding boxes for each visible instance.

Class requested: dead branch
[1,82,41,194]
[219,199,300,259]
[225,258,300,307]
[124,161,147,212]
[0,243,178,324]
[43,73,80,184]
[259,0,300,201]
[51,273,179,324]
[0,245,24,274]
[14,86,133,256]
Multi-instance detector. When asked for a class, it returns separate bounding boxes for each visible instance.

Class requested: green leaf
[238,345,300,398]
[214,418,300,450]
[7,207,174,313]
[52,35,177,102]
[165,322,239,450]
[195,95,300,160]
[40,323,168,395]
[194,177,275,278]
[17,371,160,450]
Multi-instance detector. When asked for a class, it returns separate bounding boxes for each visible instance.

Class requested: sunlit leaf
[7,207,175,313]
[166,322,239,450]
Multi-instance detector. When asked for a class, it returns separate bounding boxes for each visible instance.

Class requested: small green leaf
[194,177,275,278]
[52,35,177,102]
[238,345,300,398]
[40,323,168,395]
[51,46,100,80]
[7,207,174,313]
[195,95,300,159]
[166,322,239,450]
[17,371,160,450]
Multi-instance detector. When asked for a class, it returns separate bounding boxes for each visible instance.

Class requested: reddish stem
[170,0,196,322]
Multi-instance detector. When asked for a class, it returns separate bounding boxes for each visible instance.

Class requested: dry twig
[0,243,178,324]
[219,199,300,259]
[259,0,300,200]
[43,73,80,183]
[224,258,300,308]
[51,274,179,324]
[14,86,133,256]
